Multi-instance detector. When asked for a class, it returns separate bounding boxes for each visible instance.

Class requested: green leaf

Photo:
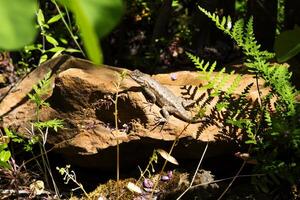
[47,14,62,24]
[37,9,45,26]
[0,0,37,50]
[275,26,300,62]
[39,54,48,65]
[65,48,81,53]
[48,46,65,52]
[0,150,11,162]
[52,48,65,58]
[45,35,59,46]
[69,0,103,64]
[58,0,124,64]
[0,144,8,152]
[78,0,123,38]
[0,160,11,169]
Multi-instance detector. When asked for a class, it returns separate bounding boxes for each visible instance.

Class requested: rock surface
[0,56,269,170]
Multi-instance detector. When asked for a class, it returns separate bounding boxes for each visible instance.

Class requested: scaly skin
[130,70,206,123]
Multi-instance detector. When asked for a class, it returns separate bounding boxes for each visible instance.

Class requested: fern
[199,6,296,116]
[198,6,300,194]
[33,119,64,132]
[198,6,232,35]
[187,52,241,97]
[28,71,52,110]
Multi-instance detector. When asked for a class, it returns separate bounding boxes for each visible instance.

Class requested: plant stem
[176,142,209,199]
[51,0,85,56]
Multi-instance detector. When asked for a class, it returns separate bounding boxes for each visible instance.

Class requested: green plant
[191,6,299,197]
[0,137,12,169]
[26,71,64,196]
[28,71,52,120]
[0,0,37,50]
[0,72,64,197]
[25,8,81,65]
[0,0,124,64]
[186,52,242,98]
[137,150,159,183]
[111,70,128,198]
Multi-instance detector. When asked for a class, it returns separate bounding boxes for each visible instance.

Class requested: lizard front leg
[143,87,157,103]
[159,105,180,123]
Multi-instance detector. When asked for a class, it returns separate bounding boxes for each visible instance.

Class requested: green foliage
[275,26,300,62]
[235,0,247,16]
[26,71,64,151]
[199,6,296,116]
[0,0,37,50]
[28,71,52,118]
[4,128,23,144]
[28,8,80,65]
[0,141,11,169]
[33,119,64,132]
[0,0,123,64]
[187,52,241,98]
[57,0,124,64]
[198,6,300,194]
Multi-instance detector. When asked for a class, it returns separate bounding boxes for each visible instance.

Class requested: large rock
[0,56,267,170]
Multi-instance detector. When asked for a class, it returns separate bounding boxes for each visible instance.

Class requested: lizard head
[131,69,143,77]
[130,69,147,85]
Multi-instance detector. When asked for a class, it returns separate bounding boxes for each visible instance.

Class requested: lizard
[129,69,207,123]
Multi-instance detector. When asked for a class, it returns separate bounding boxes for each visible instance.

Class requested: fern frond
[188,52,241,97]
[210,68,226,96]
[186,52,204,70]
[198,6,232,35]
[264,110,272,127]
[187,52,217,80]
[198,6,295,116]
[232,19,244,45]
[226,73,242,95]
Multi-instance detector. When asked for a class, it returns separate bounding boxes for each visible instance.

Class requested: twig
[176,142,209,200]
[217,160,246,200]
[150,122,191,198]
[190,173,265,190]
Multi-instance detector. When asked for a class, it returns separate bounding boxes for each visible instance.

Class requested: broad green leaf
[0,144,7,152]
[58,0,124,64]
[71,0,103,64]
[0,0,37,50]
[275,26,300,62]
[60,38,68,44]
[25,44,42,52]
[52,49,65,58]
[79,0,123,38]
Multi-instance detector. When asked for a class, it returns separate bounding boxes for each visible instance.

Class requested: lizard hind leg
[159,106,174,123]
